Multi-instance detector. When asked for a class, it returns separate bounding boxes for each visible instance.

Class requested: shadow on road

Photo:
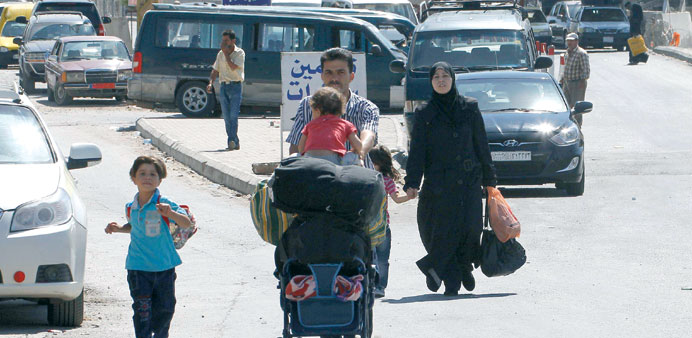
[0,300,74,335]
[382,292,516,304]
[497,187,569,199]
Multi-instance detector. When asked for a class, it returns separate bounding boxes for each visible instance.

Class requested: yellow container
[627,35,648,57]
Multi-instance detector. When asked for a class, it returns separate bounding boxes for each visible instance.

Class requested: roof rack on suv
[34,11,85,18]
[421,0,526,21]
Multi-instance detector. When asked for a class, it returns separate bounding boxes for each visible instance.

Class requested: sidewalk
[653,46,692,64]
[137,114,408,195]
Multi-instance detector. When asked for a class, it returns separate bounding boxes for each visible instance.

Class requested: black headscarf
[429,61,463,122]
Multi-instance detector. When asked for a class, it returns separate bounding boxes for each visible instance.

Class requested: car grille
[25,52,45,61]
[495,161,546,177]
[599,28,619,34]
[85,70,117,84]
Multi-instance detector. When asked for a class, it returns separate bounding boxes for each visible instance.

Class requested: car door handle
[250,57,258,61]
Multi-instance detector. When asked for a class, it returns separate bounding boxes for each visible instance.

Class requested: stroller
[276,215,375,338]
[271,157,384,338]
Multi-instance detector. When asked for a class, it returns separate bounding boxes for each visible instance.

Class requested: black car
[455,71,592,196]
[14,12,95,93]
[29,0,110,35]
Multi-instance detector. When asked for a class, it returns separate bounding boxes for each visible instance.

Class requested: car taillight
[98,24,105,36]
[133,52,142,73]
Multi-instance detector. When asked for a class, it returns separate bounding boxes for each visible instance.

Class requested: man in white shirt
[207,30,245,150]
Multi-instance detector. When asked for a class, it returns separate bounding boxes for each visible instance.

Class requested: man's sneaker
[374,288,385,299]
[461,270,475,292]
[228,141,237,151]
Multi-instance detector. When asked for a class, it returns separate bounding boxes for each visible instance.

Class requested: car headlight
[62,71,85,83]
[579,27,596,33]
[0,47,8,52]
[619,27,630,33]
[550,124,580,146]
[117,70,132,81]
[11,188,73,232]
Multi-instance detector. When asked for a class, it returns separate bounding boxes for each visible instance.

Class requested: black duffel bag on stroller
[272,156,385,226]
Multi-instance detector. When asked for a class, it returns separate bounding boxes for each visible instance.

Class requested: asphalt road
[1,49,692,337]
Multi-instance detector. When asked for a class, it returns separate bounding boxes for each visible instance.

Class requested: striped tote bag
[251,179,295,245]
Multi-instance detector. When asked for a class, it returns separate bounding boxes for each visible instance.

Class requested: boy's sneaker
[374,288,385,299]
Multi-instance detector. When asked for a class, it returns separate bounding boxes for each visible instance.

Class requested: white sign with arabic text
[280,52,367,132]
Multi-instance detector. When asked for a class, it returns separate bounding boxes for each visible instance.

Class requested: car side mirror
[66,143,102,170]
[549,19,556,24]
[389,59,405,73]
[370,44,383,56]
[572,101,593,115]
[13,37,22,45]
[15,16,27,24]
[534,56,553,69]
[102,16,111,24]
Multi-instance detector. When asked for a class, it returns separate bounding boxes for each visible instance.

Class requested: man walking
[207,30,245,150]
[286,48,380,168]
[560,33,590,126]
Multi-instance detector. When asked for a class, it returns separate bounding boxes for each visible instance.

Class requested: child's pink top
[301,115,358,156]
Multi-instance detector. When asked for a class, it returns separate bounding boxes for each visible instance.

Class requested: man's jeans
[220,82,242,147]
[375,227,392,291]
[127,269,176,338]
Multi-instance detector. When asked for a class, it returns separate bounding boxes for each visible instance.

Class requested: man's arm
[359,101,380,155]
[207,69,219,92]
[583,53,590,80]
[286,98,310,154]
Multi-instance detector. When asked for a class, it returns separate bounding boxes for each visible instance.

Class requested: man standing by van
[286,48,379,168]
[560,33,589,126]
[207,30,245,150]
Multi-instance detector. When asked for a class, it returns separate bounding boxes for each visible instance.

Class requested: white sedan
[0,89,101,326]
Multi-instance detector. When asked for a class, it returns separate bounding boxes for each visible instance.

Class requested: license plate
[491,151,532,162]
[12,54,18,60]
[91,83,115,89]
[603,36,614,43]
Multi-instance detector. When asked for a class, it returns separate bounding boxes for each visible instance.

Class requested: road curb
[382,116,408,153]
[136,118,261,195]
[653,47,692,64]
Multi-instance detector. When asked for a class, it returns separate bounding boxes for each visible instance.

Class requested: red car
[44,36,131,105]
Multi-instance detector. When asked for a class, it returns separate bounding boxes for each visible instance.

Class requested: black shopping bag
[479,197,527,277]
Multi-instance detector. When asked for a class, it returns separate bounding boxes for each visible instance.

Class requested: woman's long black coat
[404,96,497,285]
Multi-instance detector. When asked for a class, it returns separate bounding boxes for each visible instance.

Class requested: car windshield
[29,22,96,41]
[567,3,581,17]
[410,30,529,70]
[528,10,547,23]
[353,3,417,24]
[61,40,130,60]
[35,3,101,28]
[580,8,627,22]
[457,78,568,113]
[2,21,26,37]
[0,105,53,164]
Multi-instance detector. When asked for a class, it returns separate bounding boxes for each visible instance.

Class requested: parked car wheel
[564,171,585,196]
[176,81,215,117]
[616,44,625,51]
[47,289,84,327]
[54,83,73,105]
[115,95,127,102]
[20,70,35,94]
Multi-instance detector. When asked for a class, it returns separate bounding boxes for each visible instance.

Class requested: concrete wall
[94,0,134,51]
[644,10,692,47]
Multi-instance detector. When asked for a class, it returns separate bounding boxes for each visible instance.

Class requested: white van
[352,0,418,24]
